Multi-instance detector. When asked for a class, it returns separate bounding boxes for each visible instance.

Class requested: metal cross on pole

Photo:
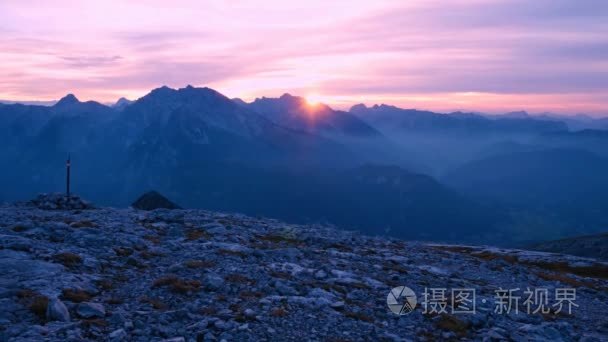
[66,155,71,198]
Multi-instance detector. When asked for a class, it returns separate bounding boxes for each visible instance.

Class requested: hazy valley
[2,86,608,248]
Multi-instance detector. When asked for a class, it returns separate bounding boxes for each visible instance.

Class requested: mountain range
[2,85,608,246]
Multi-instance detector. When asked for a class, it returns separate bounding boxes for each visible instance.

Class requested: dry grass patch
[113,247,133,257]
[95,279,114,291]
[70,220,97,228]
[53,252,83,267]
[383,262,408,274]
[184,259,216,269]
[139,250,165,260]
[152,275,201,294]
[143,235,161,245]
[61,288,93,303]
[270,307,289,317]
[17,290,49,320]
[125,257,147,269]
[536,271,601,290]
[172,279,202,294]
[343,310,374,323]
[474,251,519,264]
[256,234,300,245]
[320,283,347,295]
[225,273,256,285]
[113,274,130,283]
[200,306,218,315]
[350,282,370,290]
[11,225,28,232]
[434,314,470,338]
[105,297,124,305]
[16,289,38,299]
[540,308,571,321]
[435,245,520,264]
[217,249,247,257]
[361,249,378,256]
[17,289,49,320]
[238,290,264,300]
[185,229,211,241]
[29,296,49,319]
[432,245,475,254]
[327,242,353,253]
[269,270,292,280]
[526,261,608,280]
[140,296,168,310]
[433,245,608,282]
[152,275,179,287]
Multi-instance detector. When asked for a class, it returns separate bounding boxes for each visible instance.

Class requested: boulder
[46,298,70,322]
[76,302,106,318]
[109,329,127,341]
[131,191,181,211]
[203,273,225,291]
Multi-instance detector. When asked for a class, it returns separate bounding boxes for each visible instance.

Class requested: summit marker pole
[66,155,71,198]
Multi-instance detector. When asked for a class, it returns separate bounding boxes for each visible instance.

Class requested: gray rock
[314,270,327,279]
[213,320,231,330]
[46,298,70,322]
[205,224,227,235]
[109,328,127,340]
[330,301,345,310]
[274,280,297,295]
[204,273,225,291]
[243,309,256,318]
[76,302,106,318]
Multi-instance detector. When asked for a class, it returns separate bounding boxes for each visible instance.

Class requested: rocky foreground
[1,200,608,341]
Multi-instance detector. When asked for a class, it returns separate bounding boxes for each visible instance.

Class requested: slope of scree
[0,202,607,341]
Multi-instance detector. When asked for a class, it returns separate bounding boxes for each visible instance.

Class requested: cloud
[0,0,606,114]
[60,55,123,68]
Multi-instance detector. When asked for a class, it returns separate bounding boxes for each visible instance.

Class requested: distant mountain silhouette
[245,94,414,169]
[1,86,353,204]
[113,85,352,169]
[445,148,608,206]
[493,111,530,119]
[349,103,571,176]
[536,129,608,158]
[350,103,567,135]
[248,94,382,139]
[529,232,608,261]
[444,148,608,239]
[113,97,133,110]
[55,93,79,106]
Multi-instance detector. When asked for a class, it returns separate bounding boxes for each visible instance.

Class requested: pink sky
[1,0,607,115]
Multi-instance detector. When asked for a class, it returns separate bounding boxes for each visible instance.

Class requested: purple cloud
[0,0,606,115]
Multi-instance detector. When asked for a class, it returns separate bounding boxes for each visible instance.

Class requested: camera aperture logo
[387,286,417,315]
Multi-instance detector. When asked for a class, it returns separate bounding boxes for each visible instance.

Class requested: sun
[306,93,322,106]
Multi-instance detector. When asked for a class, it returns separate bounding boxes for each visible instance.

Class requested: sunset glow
[1,0,607,115]
[305,93,323,106]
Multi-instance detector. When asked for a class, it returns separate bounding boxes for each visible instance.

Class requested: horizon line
[1,85,605,119]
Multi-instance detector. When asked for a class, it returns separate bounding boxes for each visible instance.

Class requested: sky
[1,0,607,115]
